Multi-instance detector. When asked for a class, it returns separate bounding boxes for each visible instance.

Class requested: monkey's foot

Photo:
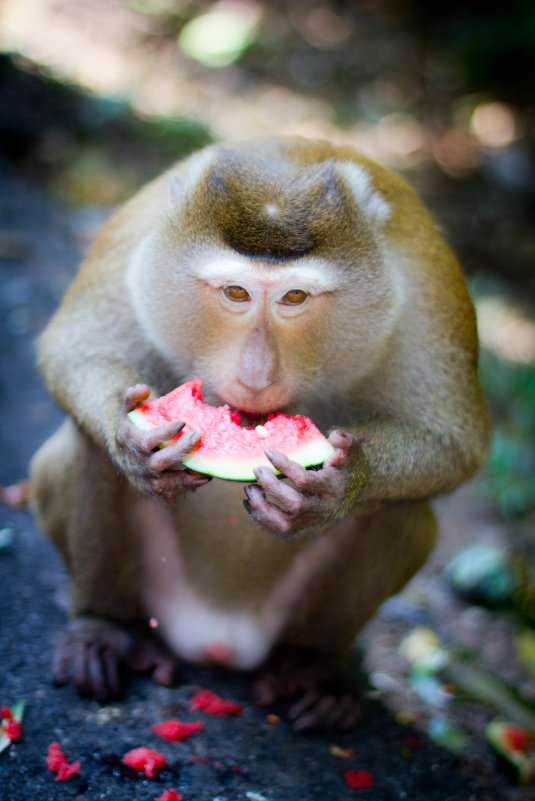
[52,616,179,702]
[252,647,363,733]
[0,479,31,509]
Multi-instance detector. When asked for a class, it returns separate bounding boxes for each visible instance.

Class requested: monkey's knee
[282,501,437,653]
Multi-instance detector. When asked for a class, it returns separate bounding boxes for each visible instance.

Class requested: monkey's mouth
[233,408,280,428]
[224,401,287,428]
[217,392,289,427]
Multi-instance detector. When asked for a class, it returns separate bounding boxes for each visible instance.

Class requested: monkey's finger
[244,485,295,537]
[124,636,180,686]
[140,420,188,453]
[101,646,122,700]
[72,640,91,697]
[263,450,330,493]
[181,472,212,490]
[162,470,211,494]
[295,692,361,731]
[121,383,151,414]
[52,641,71,687]
[325,430,364,467]
[147,430,201,470]
[288,688,321,720]
[148,469,210,500]
[86,644,113,702]
[251,674,279,706]
[253,465,317,515]
[116,417,184,456]
[152,656,180,688]
[336,693,363,731]
[292,694,340,732]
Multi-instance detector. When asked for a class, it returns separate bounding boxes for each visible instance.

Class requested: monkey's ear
[170,175,182,203]
[336,162,390,226]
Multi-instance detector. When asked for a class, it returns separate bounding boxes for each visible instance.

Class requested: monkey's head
[127,139,401,418]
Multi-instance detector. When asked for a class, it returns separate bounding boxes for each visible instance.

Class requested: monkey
[30,136,489,731]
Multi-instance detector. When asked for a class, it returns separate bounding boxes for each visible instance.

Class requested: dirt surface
[0,510,481,801]
[0,160,524,801]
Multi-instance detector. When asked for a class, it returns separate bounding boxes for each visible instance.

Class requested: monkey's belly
[134,484,295,670]
[132,480,362,669]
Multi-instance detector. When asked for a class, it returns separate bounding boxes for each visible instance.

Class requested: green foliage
[178,4,259,68]
[478,346,535,520]
[405,0,535,103]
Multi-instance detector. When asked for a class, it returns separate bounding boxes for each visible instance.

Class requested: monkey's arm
[37,265,209,499]
[245,406,487,538]
[247,290,490,536]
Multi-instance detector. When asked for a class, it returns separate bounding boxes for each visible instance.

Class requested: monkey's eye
[223,285,250,302]
[281,289,307,305]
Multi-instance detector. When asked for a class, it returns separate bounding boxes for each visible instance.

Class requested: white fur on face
[194,251,342,300]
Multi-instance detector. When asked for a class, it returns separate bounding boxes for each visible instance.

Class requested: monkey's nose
[236,376,273,394]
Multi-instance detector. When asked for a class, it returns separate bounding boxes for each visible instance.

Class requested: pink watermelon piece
[127,378,335,481]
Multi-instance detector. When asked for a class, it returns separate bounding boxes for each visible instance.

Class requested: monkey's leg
[30,419,179,700]
[254,500,437,730]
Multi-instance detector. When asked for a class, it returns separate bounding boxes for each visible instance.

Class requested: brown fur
[31,137,489,711]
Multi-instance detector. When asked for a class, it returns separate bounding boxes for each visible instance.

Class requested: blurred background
[0,0,534,793]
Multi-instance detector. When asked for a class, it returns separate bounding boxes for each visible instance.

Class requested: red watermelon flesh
[128,378,335,481]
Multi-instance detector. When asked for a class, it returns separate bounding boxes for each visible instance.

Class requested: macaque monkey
[31,137,488,730]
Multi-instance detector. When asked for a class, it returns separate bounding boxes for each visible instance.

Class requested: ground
[1,157,532,801]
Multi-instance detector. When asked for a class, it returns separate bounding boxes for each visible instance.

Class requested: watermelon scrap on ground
[46,742,81,782]
[190,689,243,716]
[128,378,335,481]
[344,769,374,790]
[156,790,182,801]
[122,746,166,778]
[151,719,204,741]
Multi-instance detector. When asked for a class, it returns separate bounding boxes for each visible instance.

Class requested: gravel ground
[0,160,507,801]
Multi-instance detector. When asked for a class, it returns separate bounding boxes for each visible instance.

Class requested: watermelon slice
[128,378,335,481]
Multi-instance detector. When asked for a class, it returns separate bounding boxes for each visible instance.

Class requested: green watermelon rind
[128,408,155,432]
[180,437,335,481]
[127,400,335,482]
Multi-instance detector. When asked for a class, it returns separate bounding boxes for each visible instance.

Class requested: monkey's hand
[244,430,368,537]
[115,384,211,501]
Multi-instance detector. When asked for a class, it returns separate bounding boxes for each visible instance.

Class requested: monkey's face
[190,253,338,416]
[128,237,400,419]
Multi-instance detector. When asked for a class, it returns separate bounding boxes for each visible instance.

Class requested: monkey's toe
[53,619,129,701]
[52,616,180,701]
[252,647,363,733]
[124,636,180,687]
[289,689,362,733]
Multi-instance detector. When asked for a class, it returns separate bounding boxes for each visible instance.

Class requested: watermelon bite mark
[128,378,335,482]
